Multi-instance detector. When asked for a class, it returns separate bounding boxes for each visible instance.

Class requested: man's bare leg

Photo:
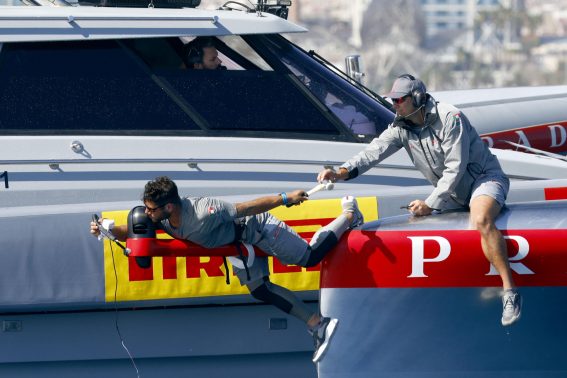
[470,195,521,326]
[469,195,515,290]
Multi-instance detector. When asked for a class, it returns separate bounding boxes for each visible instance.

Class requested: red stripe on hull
[544,187,567,200]
[321,229,567,288]
[127,238,269,257]
[127,236,314,258]
[481,121,567,154]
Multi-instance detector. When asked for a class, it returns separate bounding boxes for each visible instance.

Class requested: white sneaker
[310,317,339,363]
[501,290,522,326]
[341,195,364,228]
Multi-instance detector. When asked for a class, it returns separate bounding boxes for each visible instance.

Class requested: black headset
[185,37,218,67]
[186,46,204,65]
[398,74,427,108]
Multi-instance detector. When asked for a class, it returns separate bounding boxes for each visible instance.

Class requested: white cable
[109,244,141,378]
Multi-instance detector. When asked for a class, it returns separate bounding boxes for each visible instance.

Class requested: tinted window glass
[0,40,200,134]
[0,37,345,139]
[251,35,394,138]
[161,69,340,134]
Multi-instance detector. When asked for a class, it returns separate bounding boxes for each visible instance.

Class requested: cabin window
[0,40,201,134]
[157,69,341,134]
[0,37,348,140]
[132,35,343,136]
[247,35,394,139]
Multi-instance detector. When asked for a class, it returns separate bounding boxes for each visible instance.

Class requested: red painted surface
[481,121,567,154]
[125,233,319,281]
[544,187,567,200]
[128,257,153,281]
[127,237,268,258]
[321,229,567,288]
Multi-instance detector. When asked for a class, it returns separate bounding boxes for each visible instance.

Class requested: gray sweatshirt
[340,97,507,210]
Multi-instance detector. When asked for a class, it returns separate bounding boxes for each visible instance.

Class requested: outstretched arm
[317,127,403,183]
[235,190,308,217]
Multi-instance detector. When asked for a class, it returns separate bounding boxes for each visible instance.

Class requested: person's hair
[143,176,182,206]
[183,37,216,68]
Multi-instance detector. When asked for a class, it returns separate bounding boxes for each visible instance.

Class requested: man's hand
[317,168,348,183]
[286,189,309,206]
[90,219,101,237]
[90,218,128,241]
[408,200,433,216]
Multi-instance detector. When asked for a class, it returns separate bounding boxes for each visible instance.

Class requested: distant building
[291,0,371,48]
[420,0,522,48]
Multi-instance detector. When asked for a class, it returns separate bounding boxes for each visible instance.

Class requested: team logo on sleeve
[453,113,462,123]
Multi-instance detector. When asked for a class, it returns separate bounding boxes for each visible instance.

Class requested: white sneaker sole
[501,312,521,326]
[312,318,339,363]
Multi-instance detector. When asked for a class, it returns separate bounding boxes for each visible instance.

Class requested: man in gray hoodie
[317,74,522,326]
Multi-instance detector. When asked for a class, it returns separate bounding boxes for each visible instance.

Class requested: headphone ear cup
[412,89,423,107]
[187,47,203,65]
[411,79,427,107]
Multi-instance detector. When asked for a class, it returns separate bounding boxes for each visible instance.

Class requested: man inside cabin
[317,74,522,327]
[182,37,225,70]
[90,176,364,362]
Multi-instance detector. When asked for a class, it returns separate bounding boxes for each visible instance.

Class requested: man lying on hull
[318,74,522,327]
[90,176,364,363]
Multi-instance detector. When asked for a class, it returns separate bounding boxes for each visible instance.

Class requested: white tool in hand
[307,181,334,197]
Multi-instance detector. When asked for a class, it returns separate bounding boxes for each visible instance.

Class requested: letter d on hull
[407,236,451,278]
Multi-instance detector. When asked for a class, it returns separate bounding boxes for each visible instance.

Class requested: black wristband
[344,167,359,181]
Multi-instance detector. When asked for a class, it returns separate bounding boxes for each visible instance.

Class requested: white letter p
[408,236,451,278]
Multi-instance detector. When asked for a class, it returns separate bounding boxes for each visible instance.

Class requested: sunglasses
[392,95,409,105]
[145,203,167,213]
